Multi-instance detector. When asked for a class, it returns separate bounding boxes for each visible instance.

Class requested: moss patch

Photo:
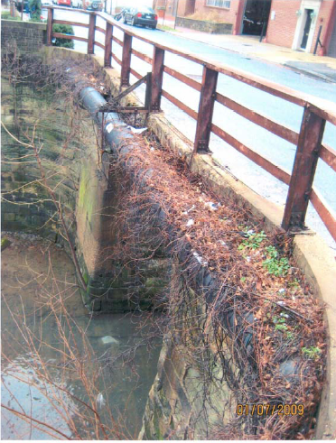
[1,237,11,251]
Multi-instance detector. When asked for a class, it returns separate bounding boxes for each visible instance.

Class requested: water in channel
[1,75,161,439]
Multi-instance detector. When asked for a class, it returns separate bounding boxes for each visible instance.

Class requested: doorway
[241,0,271,36]
[301,9,313,49]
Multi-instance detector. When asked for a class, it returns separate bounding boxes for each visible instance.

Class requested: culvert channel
[1,58,327,440]
[1,72,161,440]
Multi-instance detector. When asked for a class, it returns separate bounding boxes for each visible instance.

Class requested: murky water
[1,65,161,439]
[1,233,160,440]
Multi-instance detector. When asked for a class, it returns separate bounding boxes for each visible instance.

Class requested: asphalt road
[52,8,336,250]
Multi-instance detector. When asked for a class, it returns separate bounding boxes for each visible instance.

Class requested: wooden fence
[46,6,336,242]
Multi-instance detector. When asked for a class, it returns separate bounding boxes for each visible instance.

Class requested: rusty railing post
[10,0,15,17]
[47,7,54,46]
[194,65,218,153]
[145,72,152,112]
[150,47,164,111]
[88,13,96,55]
[282,107,326,231]
[104,22,113,67]
[121,33,132,87]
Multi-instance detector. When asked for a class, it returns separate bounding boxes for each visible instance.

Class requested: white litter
[96,393,106,409]
[204,201,218,211]
[219,240,227,247]
[280,313,289,318]
[128,126,147,135]
[101,335,119,345]
[150,147,155,151]
[106,123,114,133]
[192,251,208,267]
[278,288,286,294]
[277,301,285,306]
[186,219,194,227]
[183,204,196,215]
[247,229,254,236]
[246,256,251,262]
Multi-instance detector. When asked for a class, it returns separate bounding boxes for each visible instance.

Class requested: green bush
[1,11,21,20]
[52,24,75,49]
[29,0,41,20]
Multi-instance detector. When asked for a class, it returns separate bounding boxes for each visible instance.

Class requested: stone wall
[1,20,47,55]
[1,55,169,313]
[176,16,232,34]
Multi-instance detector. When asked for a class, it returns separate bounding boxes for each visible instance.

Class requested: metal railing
[46,6,336,243]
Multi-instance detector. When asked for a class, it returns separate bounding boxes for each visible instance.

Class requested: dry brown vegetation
[1,51,327,439]
[108,128,326,439]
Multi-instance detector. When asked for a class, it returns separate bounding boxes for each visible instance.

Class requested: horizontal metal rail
[162,90,198,120]
[215,92,299,145]
[211,123,291,185]
[131,48,152,65]
[95,25,105,34]
[163,66,202,91]
[45,6,336,243]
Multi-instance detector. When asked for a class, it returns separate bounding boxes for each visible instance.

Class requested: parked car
[83,0,103,11]
[41,0,53,7]
[114,7,130,21]
[55,0,72,6]
[71,0,82,8]
[123,7,158,29]
[15,0,29,12]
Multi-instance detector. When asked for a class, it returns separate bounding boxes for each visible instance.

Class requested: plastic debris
[186,219,194,227]
[192,251,208,267]
[128,126,147,135]
[183,205,196,215]
[280,313,289,318]
[106,123,114,133]
[204,202,218,211]
[96,393,105,409]
[101,335,119,345]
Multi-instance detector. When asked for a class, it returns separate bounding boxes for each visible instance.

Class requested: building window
[206,0,231,9]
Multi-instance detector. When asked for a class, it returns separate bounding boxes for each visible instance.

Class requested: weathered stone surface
[175,17,232,34]
[1,20,47,55]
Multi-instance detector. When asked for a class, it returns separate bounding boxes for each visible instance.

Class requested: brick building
[265,0,336,56]
[154,0,336,57]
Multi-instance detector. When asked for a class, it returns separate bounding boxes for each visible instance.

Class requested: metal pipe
[79,86,134,154]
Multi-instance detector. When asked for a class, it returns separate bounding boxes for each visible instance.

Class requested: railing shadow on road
[45,6,336,246]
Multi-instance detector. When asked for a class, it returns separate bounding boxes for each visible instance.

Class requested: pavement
[157,19,336,84]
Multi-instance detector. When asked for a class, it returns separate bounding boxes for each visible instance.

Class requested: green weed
[263,246,290,277]
[238,230,266,250]
[302,346,321,360]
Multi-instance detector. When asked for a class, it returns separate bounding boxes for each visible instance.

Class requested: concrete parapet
[1,19,47,55]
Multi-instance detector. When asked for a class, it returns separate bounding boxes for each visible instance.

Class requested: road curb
[283,63,336,84]
[158,26,336,84]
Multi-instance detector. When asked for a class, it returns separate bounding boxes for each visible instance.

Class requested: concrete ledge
[175,16,232,34]
[1,19,47,55]
[40,47,336,439]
